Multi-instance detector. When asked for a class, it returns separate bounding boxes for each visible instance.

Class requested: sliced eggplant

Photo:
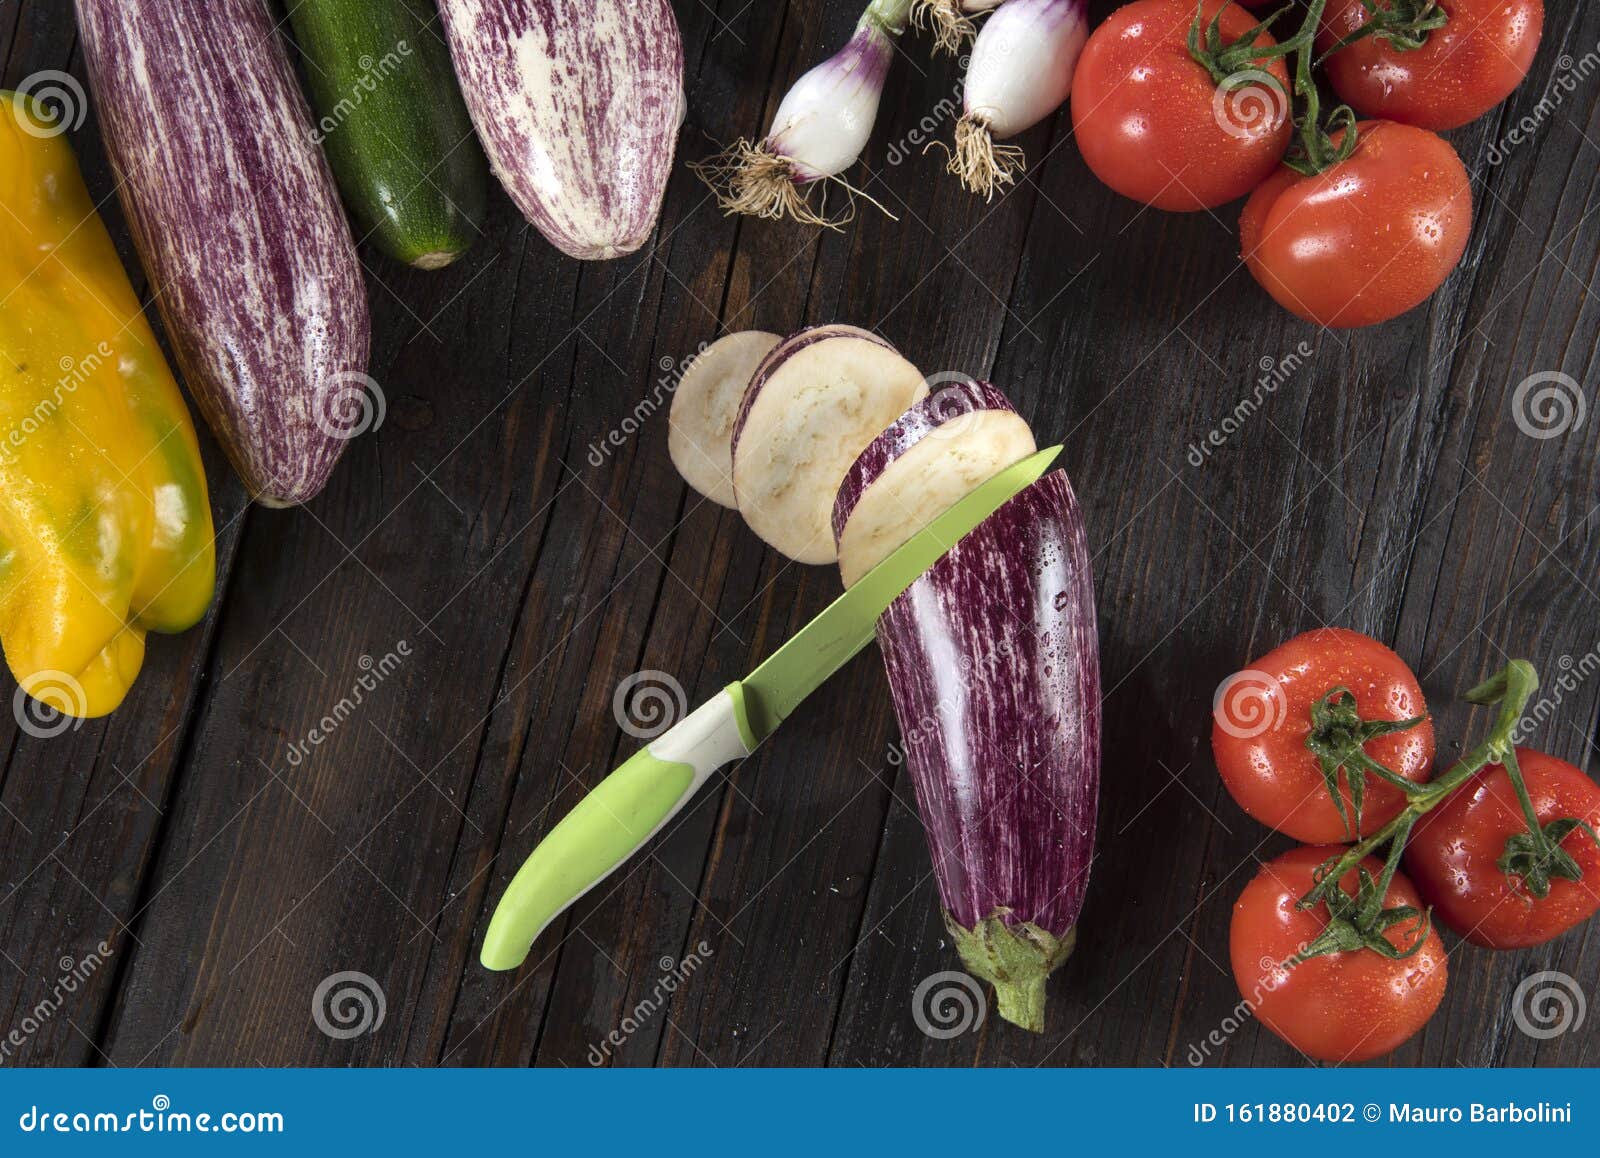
[668,331,780,508]
[730,327,926,565]
[832,380,1036,586]
[877,469,1100,1032]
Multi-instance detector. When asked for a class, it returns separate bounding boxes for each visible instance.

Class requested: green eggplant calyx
[945,909,1076,1034]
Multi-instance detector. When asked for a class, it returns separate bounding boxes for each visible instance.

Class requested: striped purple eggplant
[437,0,684,261]
[877,470,1100,1031]
[75,0,371,508]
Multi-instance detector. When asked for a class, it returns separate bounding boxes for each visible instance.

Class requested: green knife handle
[480,683,757,971]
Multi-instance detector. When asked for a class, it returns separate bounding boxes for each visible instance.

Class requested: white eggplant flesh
[731,329,926,565]
[668,331,780,509]
[965,0,1088,138]
[833,382,1036,587]
[438,0,684,260]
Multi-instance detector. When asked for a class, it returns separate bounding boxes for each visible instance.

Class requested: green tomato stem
[1499,745,1548,841]
[1300,660,1540,908]
[1317,0,1450,64]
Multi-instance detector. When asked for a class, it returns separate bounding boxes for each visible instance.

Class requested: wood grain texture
[0,0,1597,1069]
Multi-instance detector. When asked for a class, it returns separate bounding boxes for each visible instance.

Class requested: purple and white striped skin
[437,0,683,261]
[75,0,371,509]
[877,470,1100,1031]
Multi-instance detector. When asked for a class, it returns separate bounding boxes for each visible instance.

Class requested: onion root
[911,0,977,54]
[690,138,895,228]
[942,113,1025,200]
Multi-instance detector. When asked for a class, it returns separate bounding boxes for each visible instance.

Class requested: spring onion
[693,0,912,226]
[942,0,1087,199]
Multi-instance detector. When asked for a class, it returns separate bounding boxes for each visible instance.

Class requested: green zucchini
[288,0,487,269]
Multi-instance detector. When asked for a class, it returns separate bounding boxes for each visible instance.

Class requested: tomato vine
[1292,659,1600,964]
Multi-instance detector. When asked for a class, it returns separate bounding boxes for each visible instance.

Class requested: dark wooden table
[3,0,1598,1068]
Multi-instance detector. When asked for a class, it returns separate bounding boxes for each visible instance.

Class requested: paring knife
[480,446,1063,970]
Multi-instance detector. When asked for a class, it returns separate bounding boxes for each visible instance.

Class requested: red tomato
[1407,748,1600,949]
[1240,120,1471,327]
[1231,846,1448,1062]
[1319,0,1543,131]
[1212,627,1434,843]
[1071,0,1292,211]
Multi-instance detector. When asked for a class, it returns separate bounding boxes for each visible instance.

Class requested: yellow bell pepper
[0,92,215,718]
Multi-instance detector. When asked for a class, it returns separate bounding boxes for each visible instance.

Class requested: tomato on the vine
[1240,120,1471,328]
[1407,748,1600,949]
[1231,846,1448,1062]
[1213,628,1434,843]
[1071,0,1292,211]
[1319,0,1543,131]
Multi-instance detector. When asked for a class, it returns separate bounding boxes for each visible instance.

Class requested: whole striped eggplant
[877,470,1100,1031]
[75,0,372,507]
[437,0,684,261]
